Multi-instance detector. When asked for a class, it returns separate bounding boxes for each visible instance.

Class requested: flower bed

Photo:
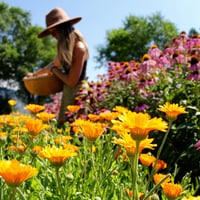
[0,31,200,199]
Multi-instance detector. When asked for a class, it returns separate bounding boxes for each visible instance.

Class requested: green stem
[155,121,172,164]
[131,140,140,200]
[55,167,65,200]
[81,136,88,196]
[81,136,88,178]
[0,179,4,200]
[18,137,34,161]
[16,187,27,200]
[143,121,172,199]
[196,80,199,110]
[9,187,17,200]
[143,173,171,200]
[91,143,102,198]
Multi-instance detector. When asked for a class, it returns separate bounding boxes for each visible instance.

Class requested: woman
[27,7,89,121]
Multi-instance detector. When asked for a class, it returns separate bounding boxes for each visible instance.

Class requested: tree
[95,12,179,65]
[188,27,199,38]
[0,2,57,103]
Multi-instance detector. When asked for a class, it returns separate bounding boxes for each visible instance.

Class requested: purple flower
[134,102,149,112]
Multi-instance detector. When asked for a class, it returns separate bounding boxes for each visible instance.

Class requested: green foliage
[95,12,178,65]
[0,2,57,103]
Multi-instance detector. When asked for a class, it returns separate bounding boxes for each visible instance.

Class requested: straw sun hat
[38,7,82,38]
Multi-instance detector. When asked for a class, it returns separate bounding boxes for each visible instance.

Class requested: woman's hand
[24,73,34,78]
[24,61,57,78]
[34,64,55,76]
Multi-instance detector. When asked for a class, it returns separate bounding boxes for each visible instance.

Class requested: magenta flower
[194,140,200,150]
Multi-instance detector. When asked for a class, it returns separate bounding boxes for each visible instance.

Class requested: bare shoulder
[75,41,86,52]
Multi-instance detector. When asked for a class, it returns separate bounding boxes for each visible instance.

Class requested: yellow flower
[112,111,168,141]
[162,182,182,199]
[36,112,55,122]
[12,127,28,134]
[112,132,157,158]
[25,118,45,137]
[38,146,78,167]
[157,102,188,121]
[0,159,37,187]
[67,105,80,113]
[8,100,17,106]
[182,196,200,200]
[0,132,7,141]
[112,106,129,114]
[57,129,62,133]
[92,145,97,152]
[24,104,45,113]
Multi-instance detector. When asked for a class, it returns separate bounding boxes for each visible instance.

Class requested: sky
[2,0,200,82]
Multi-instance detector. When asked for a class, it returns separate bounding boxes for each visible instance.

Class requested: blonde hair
[56,22,89,69]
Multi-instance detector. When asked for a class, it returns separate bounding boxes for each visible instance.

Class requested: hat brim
[38,17,82,38]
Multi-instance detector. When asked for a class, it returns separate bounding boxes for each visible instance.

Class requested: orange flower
[17,145,25,152]
[72,119,104,143]
[55,135,72,144]
[142,54,151,62]
[0,159,38,187]
[38,146,78,167]
[8,100,17,106]
[31,146,43,155]
[139,154,156,166]
[112,111,168,141]
[99,112,119,121]
[125,190,147,199]
[150,44,158,49]
[157,102,188,121]
[13,139,23,145]
[162,183,182,199]
[67,105,80,113]
[8,145,16,151]
[24,104,45,113]
[64,143,79,152]
[88,114,100,121]
[25,118,45,137]
[36,112,55,122]
[152,159,167,170]
[153,173,171,185]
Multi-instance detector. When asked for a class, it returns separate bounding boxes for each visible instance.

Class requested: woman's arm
[51,41,87,87]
